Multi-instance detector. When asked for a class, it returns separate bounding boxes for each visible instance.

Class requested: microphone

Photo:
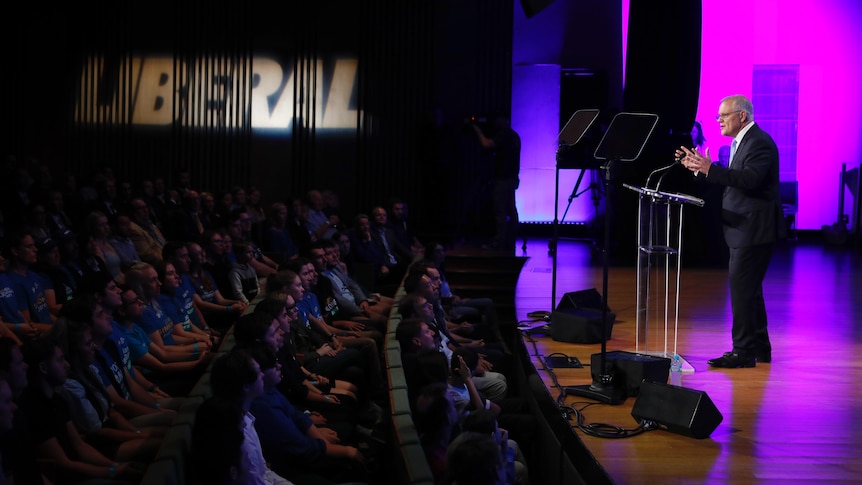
[646,159,679,189]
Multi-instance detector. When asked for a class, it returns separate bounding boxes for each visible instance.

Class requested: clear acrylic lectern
[623,179,704,373]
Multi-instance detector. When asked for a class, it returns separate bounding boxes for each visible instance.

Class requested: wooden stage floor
[510,237,862,485]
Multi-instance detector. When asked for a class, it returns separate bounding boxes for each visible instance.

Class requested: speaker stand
[563,157,625,405]
[564,374,627,404]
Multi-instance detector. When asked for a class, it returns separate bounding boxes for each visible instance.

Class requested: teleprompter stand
[550,109,601,311]
[564,112,659,404]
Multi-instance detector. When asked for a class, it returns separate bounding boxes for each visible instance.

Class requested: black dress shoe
[708,351,756,368]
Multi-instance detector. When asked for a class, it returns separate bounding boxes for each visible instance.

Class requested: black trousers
[728,243,774,356]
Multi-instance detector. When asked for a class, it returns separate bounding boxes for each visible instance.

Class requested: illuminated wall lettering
[75,55,359,131]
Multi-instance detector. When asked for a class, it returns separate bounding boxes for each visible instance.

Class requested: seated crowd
[0,160,528,484]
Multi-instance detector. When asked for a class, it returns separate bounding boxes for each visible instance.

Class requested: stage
[509,237,862,485]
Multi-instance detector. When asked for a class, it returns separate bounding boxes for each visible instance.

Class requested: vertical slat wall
[172,1,253,194]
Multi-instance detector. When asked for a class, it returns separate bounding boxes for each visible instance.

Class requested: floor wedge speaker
[551,289,615,343]
[631,380,723,439]
[591,351,670,396]
[550,308,613,343]
[556,288,610,312]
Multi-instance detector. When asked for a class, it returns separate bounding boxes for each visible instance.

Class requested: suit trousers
[728,243,774,356]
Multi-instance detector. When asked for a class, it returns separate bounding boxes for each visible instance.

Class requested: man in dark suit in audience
[678,94,785,368]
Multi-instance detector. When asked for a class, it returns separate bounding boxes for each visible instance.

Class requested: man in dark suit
[678,95,785,368]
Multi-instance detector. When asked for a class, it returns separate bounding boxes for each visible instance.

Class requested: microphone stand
[564,112,659,405]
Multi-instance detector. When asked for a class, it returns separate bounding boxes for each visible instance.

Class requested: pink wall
[696,0,862,229]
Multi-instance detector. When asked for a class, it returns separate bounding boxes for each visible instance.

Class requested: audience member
[413,382,459,480]
[44,189,75,235]
[108,213,141,271]
[3,229,54,329]
[370,205,412,278]
[305,189,339,241]
[210,349,294,485]
[275,270,369,398]
[162,241,217,336]
[198,191,223,233]
[287,258,384,398]
[52,317,164,464]
[462,409,530,485]
[155,261,215,348]
[125,262,205,352]
[202,229,235,297]
[84,211,124,283]
[35,235,74,318]
[60,294,181,424]
[230,241,261,305]
[245,186,267,227]
[113,285,211,380]
[185,240,246,332]
[257,281,360,415]
[348,213,392,294]
[247,342,368,484]
[0,337,42,483]
[19,336,145,483]
[127,197,167,264]
[190,396,248,484]
[387,197,424,256]
[228,209,279,278]
[288,197,315,257]
[264,202,300,265]
[166,189,206,243]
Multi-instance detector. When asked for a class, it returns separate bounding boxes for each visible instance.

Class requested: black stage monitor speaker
[590,351,670,396]
[520,0,554,18]
[551,289,615,344]
[631,380,723,439]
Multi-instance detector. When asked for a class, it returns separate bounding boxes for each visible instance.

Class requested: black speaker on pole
[631,380,723,439]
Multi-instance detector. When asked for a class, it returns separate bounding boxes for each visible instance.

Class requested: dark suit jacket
[704,124,787,248]
[370,225,412,266]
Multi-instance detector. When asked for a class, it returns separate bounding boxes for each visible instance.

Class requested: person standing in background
[471,116,521,251]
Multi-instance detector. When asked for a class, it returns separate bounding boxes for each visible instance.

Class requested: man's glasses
[715,110,741,121]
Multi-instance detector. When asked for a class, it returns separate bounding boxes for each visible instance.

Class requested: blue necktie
[729,139,738,168]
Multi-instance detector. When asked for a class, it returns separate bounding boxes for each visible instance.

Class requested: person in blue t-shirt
[114,286,211,377]
[2,230,54,334]
[0,267,25,345]
[155,261,212,348]
[161,241,220,336]
[124,262,209,355]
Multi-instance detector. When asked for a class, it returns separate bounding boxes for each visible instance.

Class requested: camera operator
[469,116,521,252]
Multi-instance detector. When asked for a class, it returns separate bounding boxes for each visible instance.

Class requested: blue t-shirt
[119,322,154,362]
[138,301,176,345]
[295,292,324,330]
[0,273,25,323]
[177,276,204,328]
[250,387,325,476]
[6,270,53,323]
[157,293,193,334]
[93,340,131,400]
[107,320,136,378]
